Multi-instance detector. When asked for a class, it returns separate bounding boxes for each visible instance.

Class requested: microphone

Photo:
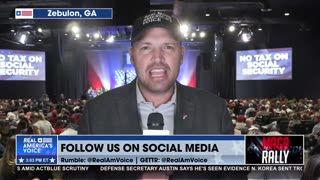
[147,112,164,130]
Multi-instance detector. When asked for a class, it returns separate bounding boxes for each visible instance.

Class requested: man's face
[130,27,184,94]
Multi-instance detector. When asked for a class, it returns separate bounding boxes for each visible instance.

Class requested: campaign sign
[16,135,57,165]
[236,48,292,80]
[0,49,45,81]
[246,135,303,165]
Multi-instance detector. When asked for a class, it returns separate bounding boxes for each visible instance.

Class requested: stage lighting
[75,33,80,39]
[199,32,206,38]
[258,28,263,31]
[191,32,196,38]
[261,4,272,13]
[94,32,100,39]
[261,8,272,12]
[71,25,80,33]
[19,34,27,44]
[228,25,236,32]
[241,33,250,42]
[37,27,42,33]
[183,32,188,38]
[106,35,115,43]
[205,9,210,17]
[284,12,290,16]
[180,23,189,34]
[86,33,90,38]
[239,28,253,43]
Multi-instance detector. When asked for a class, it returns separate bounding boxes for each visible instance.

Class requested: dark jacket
[79,80,233,135]
[73,80,243,180]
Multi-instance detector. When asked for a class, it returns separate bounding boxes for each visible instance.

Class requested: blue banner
[16,135,245,165]
[15,8,112,19]
[15,135,303,166]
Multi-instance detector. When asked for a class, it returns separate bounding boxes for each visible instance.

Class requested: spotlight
[86,33,90,38]
[228,25,236,32]
[106,35,115,43]
[258,28,263,31]
[93,32,100,39]
[284,12,290,16]
[37,27,42,33]
[19,34,27,44]
[241,33,251,42]
[75,33,80,39]
[199,32,206,38]
[71,25,80,33]
[261,6,272,12]
[38,39,42,42]
[180,23,189,34]
[191,32,196,38]
[205,9,210,17]
[239,28,253,43]
[64,33,68,36]
[183,32,188,38]
[10,29,15,33]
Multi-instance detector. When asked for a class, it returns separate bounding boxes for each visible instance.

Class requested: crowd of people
[228,97,320,179]
[0,95,319,179]
[87,87,108,99]
[228,97,320,149]
[0,94,85,179]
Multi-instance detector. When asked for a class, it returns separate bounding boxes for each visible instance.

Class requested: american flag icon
[15,8,33,19]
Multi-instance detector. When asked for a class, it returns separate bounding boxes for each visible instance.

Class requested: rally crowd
[0,95,319,179]
[0,94,84,179]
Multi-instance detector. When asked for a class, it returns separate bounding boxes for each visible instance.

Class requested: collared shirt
[136,81,176,135]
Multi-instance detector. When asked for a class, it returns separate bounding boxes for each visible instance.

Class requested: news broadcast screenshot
[0,0,319,179]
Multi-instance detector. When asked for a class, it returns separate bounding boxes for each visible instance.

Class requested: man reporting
[79,12,233,135]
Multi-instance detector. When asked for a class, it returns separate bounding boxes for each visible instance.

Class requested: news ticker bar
[17,165,304,173]
[15,8,112,19]
[16,135,304,166]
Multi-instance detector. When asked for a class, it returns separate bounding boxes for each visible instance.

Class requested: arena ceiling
[0,0,318,46]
